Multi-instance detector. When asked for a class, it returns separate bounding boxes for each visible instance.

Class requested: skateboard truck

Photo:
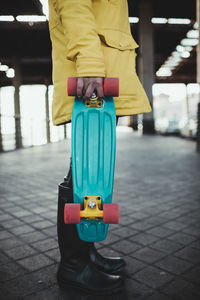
[85,92,103,108]
[64,196,119,225]
[81,196,103,220]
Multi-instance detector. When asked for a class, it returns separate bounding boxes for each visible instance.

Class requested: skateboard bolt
[91,92,97,99]
[88,201,96,209]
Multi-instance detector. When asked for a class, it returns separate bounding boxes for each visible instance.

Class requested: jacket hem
[52,106,152,126]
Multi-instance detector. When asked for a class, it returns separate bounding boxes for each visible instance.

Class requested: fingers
[77,78,84,97]
[76,77,104,98]
[84,81,95,98]
[84,78,104,98]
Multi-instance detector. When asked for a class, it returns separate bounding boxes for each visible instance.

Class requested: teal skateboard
[64,77,119,242]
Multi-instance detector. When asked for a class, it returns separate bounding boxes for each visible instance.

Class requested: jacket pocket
[98,29,139,50]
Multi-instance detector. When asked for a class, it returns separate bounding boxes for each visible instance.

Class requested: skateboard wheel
[67,77,77,96]
[104,78,119,97]
[103,203,119,224]
[64,203,81,224]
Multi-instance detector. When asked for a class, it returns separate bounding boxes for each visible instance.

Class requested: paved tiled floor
[0,131,200,300]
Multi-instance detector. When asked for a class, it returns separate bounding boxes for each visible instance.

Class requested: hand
[77,77,104,98]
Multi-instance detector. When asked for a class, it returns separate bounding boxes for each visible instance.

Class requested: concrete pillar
[196,0,200,152]
[45,79,51,143]
[64,124,67,138]
[138,0,155,134]
[129,115,138,131]
[12,57,22,149]
[185,89,192,137]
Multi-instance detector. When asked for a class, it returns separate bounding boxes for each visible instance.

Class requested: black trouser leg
[57,181,92,262]
[116,116,119,125]
[64,158,73,187]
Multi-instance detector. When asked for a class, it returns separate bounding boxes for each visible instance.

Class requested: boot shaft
[57,181,92,261]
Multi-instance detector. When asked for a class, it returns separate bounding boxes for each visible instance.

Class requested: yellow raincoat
[48,0,152,125]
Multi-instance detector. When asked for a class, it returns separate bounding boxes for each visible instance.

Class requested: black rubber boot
[89,246,126,275]
[57,181,124,295]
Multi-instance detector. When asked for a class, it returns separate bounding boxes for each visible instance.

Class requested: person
[48,0,152,295]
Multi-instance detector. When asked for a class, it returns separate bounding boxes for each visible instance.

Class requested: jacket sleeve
[57,0,106,77]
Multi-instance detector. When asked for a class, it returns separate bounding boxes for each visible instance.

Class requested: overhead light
[181,51,190,58]
[172,57,182,63]
[168,18,191,25]
[165,61,178,68]
[164,65,175,70]
[0,15,14,22]
[165,57,181,67]
[16,15,47,22]
[170,58,182,64]
[176,45,185,52]
[184,46,193,52]
[167,54,182,62]
[171,51,181,57]
[176,45,193,53]
[129,17,139,23]
[181,38,199,46]
[186,30,199,39]
[156,68,172,77]
[6,68,15,78]
[172,62,180,67]
[158,19,195,77]
[0,64,9,71]
[151,18,167,24]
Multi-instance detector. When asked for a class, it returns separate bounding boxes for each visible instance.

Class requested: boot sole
[96,263,126,275]
[57,277,124,295]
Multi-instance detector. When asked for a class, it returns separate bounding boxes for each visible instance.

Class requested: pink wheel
[103,203,119,224]
[64,203,81,224]
[67,77,77,96]
[104,78,119,97]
